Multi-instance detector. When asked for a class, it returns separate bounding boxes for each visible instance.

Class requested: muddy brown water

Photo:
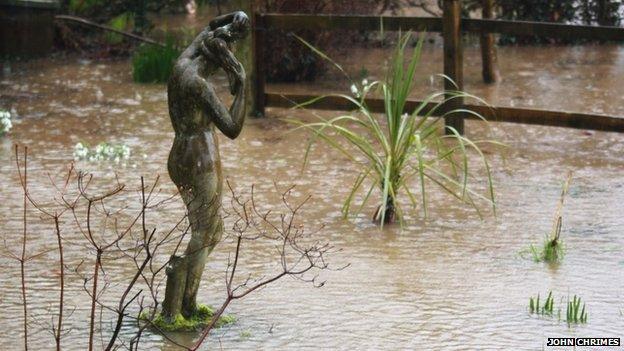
[272,43,624,117]
[1,43,624,350]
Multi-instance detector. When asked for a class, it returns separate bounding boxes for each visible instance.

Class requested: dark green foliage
[68,0,104,14]
[497,0,623,44]
[132,40,180,83]
[498,0,577,44]
[578,0,622,26]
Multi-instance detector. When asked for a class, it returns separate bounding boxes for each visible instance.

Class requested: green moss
[139,304,235,332]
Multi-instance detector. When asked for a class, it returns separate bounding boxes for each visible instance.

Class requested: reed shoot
[529,291,555,315]
[529,291,588,326]
[566,295,588,324]
[528,172,572,262]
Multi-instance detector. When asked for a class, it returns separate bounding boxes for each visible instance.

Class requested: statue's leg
[179,172,223,318]
[161,254,188,319]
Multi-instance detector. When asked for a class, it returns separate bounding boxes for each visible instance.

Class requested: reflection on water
[0,43,623,350]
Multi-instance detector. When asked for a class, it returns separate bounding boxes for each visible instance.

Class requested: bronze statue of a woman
[162,11,249,321]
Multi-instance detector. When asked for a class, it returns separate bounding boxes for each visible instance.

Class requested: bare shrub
[4,145,342,350]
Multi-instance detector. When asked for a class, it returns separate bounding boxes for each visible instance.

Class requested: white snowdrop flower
[362,78,368,86]
[75,141,131,163]
[0,119,10,133]
[350,84,359,96]
[0,110,11,135]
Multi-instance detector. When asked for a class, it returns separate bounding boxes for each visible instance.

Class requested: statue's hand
[231,11,249,31]
[205,37,246,95]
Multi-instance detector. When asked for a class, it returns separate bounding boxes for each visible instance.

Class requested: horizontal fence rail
[463,18,624,41]
[261,13,624,41]
[265,92,624,133]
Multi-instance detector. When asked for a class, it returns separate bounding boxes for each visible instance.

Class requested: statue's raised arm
[209,11,249,31]
[162,11,250,321]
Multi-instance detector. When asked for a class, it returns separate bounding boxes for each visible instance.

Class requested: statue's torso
[167,59,222,190]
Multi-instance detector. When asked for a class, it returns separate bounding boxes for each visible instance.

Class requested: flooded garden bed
[1,42,623,350]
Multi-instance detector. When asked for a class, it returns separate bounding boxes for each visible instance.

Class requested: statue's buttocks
[168,129,220,188]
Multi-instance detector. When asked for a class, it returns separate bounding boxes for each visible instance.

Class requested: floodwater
[272,42,624,117]
[1,42,624,350]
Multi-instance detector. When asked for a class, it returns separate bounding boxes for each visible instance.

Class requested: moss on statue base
[139,304,235,332]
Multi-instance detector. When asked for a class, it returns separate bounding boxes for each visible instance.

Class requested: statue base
[139,304,235,332]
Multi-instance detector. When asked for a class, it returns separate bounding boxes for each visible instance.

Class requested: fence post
[252,13,266,117]
[480,0,498,83]
[442,0,464,135]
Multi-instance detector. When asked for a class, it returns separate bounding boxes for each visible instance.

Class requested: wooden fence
[251,0,624,133]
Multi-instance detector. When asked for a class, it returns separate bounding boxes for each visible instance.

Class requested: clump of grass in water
[132,39,180,83]
[528,172,572,262]
[528,291,588,326]
[292,32,499,226]
[529,291,555,315]
[566,295,588,325]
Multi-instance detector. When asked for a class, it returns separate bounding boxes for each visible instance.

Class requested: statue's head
[196,18,249,66]
[212,21,249,43]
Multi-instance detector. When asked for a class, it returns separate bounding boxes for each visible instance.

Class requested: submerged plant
[0,109,12,136]
[528,291,588,326]
[529,291,555,315]
[566,295,588,325]
[293,33,498,225]
[528,172,572,262]
[73,141,131,162]
[132,39,180,83]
